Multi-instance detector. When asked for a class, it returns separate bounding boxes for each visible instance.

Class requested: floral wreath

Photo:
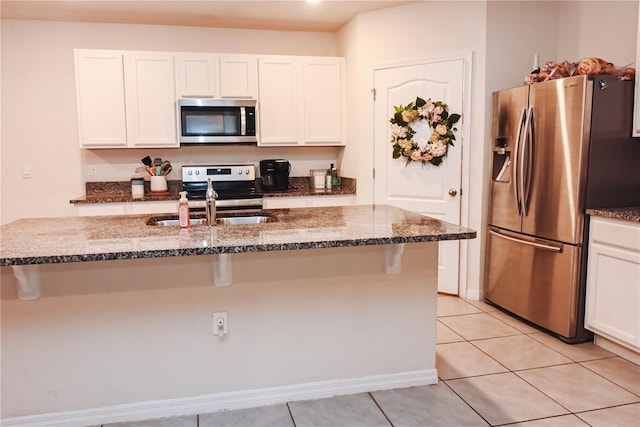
[389,97,461,166]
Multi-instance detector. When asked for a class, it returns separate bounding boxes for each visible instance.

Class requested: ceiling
[0,0,419,32]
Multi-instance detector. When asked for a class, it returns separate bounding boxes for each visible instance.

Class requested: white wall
[557,0,638,66]
[0,20,340,224]
[337,1,488,299]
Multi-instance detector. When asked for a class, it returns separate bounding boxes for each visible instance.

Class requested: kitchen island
[0,205,475,426]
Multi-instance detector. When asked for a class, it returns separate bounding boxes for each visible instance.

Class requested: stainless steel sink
[148,218,208,227]
[146,212,276,227]
[215,215,272,225]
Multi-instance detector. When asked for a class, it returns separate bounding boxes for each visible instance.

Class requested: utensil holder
[150,175,168,192]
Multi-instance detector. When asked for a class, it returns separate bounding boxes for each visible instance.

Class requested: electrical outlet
[213,312,228,336]
[21,164,32,179]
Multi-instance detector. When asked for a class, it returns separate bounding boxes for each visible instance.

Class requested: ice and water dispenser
[491,136,511,183]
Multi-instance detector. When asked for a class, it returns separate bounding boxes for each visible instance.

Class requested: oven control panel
[182,164,256,183]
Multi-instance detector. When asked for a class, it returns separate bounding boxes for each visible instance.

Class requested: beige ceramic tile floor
[102,295,640,427]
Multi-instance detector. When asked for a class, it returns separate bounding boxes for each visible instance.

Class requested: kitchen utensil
[141,156,154,175]
[161,160,172,176]
[153,158,162,176]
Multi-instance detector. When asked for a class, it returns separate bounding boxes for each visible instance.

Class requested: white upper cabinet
[258,56,302,145]
[175,54,218,98]
[219,55,258,99]
[75,49,178,148]
[74,50,128,147]
[124,52,178,147]
[302,57,344,145]
[75,50,343,148]
[257,56,345,146]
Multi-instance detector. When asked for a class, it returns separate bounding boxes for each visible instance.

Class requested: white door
[373,58,465,294]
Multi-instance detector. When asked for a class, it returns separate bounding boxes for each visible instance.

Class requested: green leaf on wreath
[430,156,443,166]
[448,114,461,124]
[415,97,426,108]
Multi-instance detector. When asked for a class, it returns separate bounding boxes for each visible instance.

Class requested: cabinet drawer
[590,217,640,252]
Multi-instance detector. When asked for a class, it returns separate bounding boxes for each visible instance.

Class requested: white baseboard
[464,287,483,301]
[2,369,438,427]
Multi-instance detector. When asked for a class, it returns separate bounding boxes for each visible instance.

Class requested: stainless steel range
[182,164,262,211]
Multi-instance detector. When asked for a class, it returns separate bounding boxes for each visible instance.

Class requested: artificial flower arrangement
[389,96,461,166]
[525,57,635,85]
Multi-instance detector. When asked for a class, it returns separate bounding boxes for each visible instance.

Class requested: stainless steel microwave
[177,98,257,144]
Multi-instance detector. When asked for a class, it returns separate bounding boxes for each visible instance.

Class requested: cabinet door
[302,58,345,145]
[175,54,218,98]
[75,50,128,148]
[263,197,309,209]
[263,196,355,209]
[127,201,178,215]
[75,203,128,216]
[586,218,640,352]
[257,57,301,145]
[124,53,178,147]
[308,195,355,207]
[219,55,257,99]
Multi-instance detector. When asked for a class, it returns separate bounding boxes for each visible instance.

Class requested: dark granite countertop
[0,204,475,266]
[586,207,640,223]
[70,177,356,205]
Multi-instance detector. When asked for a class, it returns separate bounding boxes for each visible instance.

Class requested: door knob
[448,188,458,196]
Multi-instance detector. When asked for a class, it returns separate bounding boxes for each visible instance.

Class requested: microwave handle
[240,107,247,136]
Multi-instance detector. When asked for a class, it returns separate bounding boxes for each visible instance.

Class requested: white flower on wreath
[389,96,461,167]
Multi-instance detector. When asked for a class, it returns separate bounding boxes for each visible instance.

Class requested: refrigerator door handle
[512,107,527,215]
[489,229,562,252]
[522,106,535,215]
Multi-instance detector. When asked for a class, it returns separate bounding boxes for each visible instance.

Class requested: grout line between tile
[440,380,492,426]
[286,402,297,427]
[367,392,395,427]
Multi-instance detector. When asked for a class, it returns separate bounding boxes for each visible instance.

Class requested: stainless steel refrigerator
[485,74,640,343]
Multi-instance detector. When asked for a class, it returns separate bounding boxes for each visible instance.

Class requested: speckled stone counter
[69,177,357,205]
[586,207,640,223]
[0,204,475,266]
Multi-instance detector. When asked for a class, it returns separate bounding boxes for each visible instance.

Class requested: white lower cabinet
[75,201,178,217]
[77,197,355,216]
[263,195,355,209]
[585,217,640,357]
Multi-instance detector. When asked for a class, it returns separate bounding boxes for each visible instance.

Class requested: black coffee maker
[260,159,291,191]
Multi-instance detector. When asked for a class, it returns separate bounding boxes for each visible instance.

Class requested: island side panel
[0,243,438,419]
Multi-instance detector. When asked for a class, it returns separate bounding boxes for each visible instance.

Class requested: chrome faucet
[205,178,218,226]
